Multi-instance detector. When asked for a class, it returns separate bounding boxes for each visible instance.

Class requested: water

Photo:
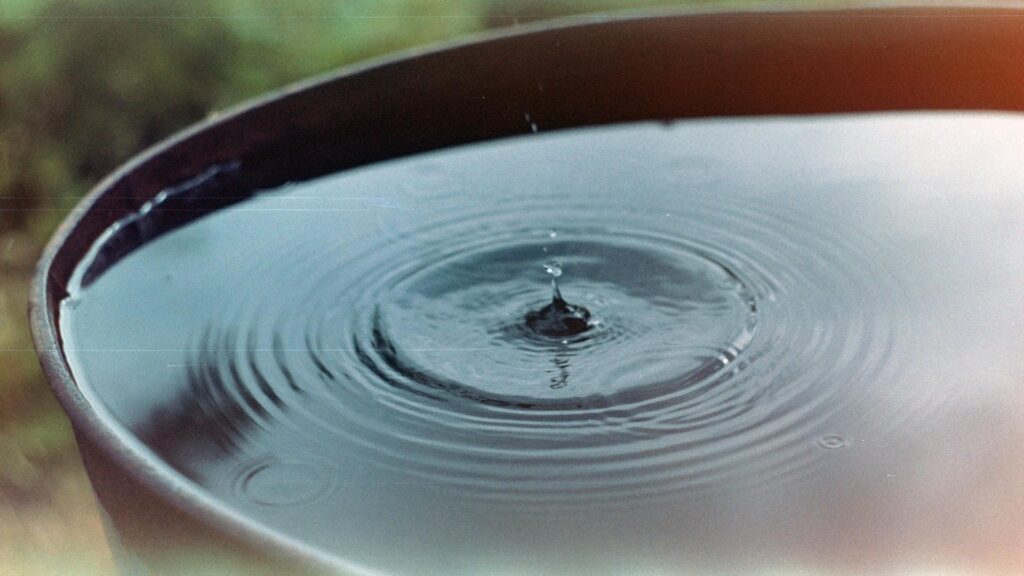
[61,114,1024,575]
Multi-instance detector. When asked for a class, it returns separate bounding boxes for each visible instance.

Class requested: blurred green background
[0,0,882,573]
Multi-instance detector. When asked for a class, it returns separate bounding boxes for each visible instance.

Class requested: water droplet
[524,112,539,133]
[816,434,850,450]
[543,260,562,278]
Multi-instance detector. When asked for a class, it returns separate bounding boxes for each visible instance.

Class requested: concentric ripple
[236,204,898,503]
[66,119,910,506]
[89,175,902,505]
[356,234,757,410]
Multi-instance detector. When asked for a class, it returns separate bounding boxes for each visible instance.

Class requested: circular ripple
[177,189,903,505]
[134,115,921,509]
[232,457,336,507]
[360,237,756,410]
[816,434,851,450]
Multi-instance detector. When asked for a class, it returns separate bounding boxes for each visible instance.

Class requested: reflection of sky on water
[63,113,1023,575]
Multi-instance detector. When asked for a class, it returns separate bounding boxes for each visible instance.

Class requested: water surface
[62,114,1024,575]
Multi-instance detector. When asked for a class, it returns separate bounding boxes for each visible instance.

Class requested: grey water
[61,114,1024,575]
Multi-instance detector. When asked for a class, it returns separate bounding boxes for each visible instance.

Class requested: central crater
[355,236,758,410]
[523,260,593,339]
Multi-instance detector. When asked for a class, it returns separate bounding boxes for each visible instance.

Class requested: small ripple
[231,457,337,507]
[816,434,851,450]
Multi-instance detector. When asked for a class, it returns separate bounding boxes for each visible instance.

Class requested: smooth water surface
[62,114,1024,575]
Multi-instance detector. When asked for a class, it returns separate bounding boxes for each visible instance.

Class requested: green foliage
[0,0,498,230]
[2,1,258,230]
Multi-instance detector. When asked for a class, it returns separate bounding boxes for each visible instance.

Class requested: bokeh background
[0,1,973,573]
